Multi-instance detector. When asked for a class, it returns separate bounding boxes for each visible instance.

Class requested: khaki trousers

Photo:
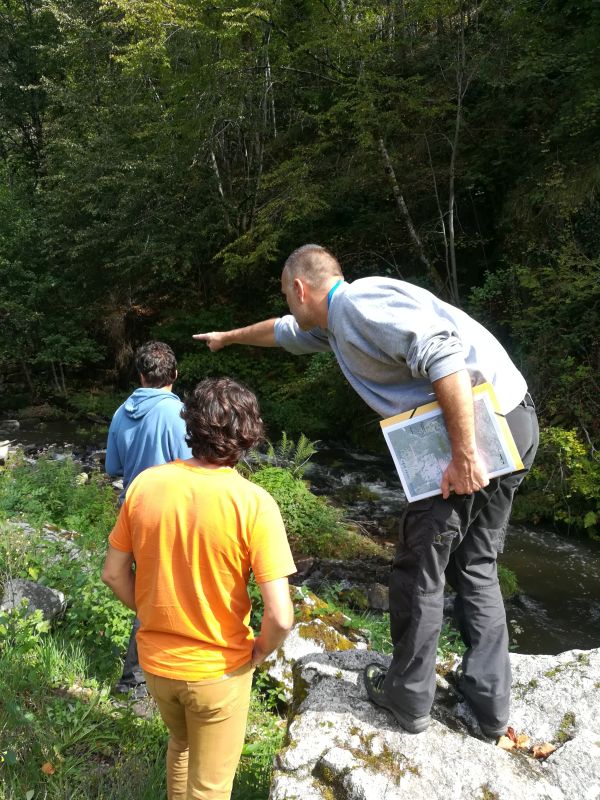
[144,663,254,800]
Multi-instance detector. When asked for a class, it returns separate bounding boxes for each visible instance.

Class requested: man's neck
[314,276,343,328]
[139,377,173,392]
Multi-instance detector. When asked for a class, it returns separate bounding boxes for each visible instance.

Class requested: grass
[0,633,167,799]
[0,629,286,800]
[0,450,467,799]
[309,583,466,661]
[0,453,288,799]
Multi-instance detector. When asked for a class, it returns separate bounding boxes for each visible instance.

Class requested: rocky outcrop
[293,557,393,614]
[0,520,83,623]
[270,647,600,800]
[262,587,369,702]
[1,578,66,621]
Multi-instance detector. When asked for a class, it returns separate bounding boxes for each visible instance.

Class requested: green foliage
[1,0,597,471]
[0,602,50,656]
[264,432,318,479]
[249,466,343,557]
[512,427,600,539]
[0,631,168,800]
[249,466,386,559]
[0,451,117,547]
[68,390,130,421]
[0,452,132,674]
[437,623,466,662]
[497,564,519,598]
[0,520,132,678]
[469,241,600,440]
[243,432,318,479]
[233,688,287,800]
[263,353,375,444]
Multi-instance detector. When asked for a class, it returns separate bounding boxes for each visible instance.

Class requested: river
[306,444,600,656]
[7,420,600,656]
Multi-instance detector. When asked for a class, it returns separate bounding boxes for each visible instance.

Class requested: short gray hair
[283,244,343,288]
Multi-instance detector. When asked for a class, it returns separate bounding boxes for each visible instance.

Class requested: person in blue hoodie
[106,340,192,697]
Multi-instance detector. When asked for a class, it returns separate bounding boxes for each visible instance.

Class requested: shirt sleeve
[108,502,133,553]
[274,316,332,355]
[249,493,296,584]
[169,412,193,461]
[105,416,123,476]
[349,287,467,381]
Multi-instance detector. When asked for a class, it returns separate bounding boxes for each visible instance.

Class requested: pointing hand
[192,332,227,352]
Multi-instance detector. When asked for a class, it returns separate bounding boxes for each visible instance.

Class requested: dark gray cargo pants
[383,396,539,731]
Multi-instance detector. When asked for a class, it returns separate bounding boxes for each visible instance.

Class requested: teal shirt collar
[327,279,344,309]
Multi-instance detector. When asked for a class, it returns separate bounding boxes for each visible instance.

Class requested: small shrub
[0,602,50,655]
[250,467,343,556]
[249,466,385,558]
[497,563,518,597]
[0,450,118,549]
[243,432,318,479]
[513,426,600,539]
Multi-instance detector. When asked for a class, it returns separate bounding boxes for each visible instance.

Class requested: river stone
[270,647,600,800]
[262,589,369,701]
[0,419,20,434]
[1,578,66,621]
[367,582,389,611]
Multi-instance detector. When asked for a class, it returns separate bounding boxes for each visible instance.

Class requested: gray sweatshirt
[273,277,527,418]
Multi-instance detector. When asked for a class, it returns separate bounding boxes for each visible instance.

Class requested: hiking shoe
[363,663,431,734]
[478,721,508,741]
[114,682,149,701]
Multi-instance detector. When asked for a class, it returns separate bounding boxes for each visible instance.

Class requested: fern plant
[243,432,318,479]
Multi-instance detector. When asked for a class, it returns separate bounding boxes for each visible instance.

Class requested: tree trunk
[58,361,67,396]
[20,360,35,395]
[378,138,444,293]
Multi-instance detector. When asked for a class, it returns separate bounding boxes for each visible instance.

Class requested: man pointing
[194,244,538,738]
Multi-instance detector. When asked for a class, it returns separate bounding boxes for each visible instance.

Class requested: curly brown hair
[135,341,177,388]
[181,378,264,466]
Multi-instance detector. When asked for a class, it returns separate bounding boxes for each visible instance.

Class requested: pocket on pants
[420,529,458,595]
[401,499,459,596]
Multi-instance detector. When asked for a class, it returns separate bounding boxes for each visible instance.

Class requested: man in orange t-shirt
[102,377,295,800]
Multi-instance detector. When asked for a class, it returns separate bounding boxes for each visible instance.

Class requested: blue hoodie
[105,388,192,502]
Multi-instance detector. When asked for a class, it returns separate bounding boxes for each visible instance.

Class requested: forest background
[1,0,599,536]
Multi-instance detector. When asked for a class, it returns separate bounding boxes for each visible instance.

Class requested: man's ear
[293,277,306,302]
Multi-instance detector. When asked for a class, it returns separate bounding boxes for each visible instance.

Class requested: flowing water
[5,421,600,655]
[306,444,600,656]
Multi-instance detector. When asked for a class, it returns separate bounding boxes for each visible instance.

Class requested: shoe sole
[479,725,507,740]
[370,696,431,734]
[364,674,430,734]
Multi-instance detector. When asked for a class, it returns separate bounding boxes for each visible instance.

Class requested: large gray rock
[270,648,600,800]
[1,578,66,621]
[262,587,369,701]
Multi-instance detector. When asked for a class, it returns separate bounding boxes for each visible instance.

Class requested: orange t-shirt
[108,460,296,681]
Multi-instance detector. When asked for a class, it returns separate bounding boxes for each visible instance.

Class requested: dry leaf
[507,726,517,743]
[497,735,516,750]
[41,762,55,775]
[516,734,531,749]
[532,742,556,760]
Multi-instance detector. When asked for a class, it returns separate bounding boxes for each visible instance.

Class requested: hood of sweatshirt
[123,388,179,420]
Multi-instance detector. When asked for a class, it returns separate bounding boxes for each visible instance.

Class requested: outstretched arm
[432,370,489,498]
[193,318,279,351]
